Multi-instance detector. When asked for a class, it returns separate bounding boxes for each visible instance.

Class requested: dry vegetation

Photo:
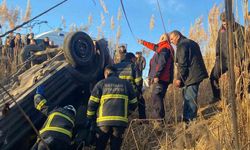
[0,0,31,80]
[99,0,109,14]
[123,3,250,150]
[189,16,208,45]
[101,12,106,27]
[0,0,23,30]
[0,0,249,149]
[61,16,67,29]
[110,16,115,31]
[117,7,122,22]
[150,14,155,31]
[23,0,31,22]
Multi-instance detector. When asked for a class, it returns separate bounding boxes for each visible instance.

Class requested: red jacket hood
[157,41,174,54]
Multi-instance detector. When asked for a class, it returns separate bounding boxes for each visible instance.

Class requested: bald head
[169,30,182,45]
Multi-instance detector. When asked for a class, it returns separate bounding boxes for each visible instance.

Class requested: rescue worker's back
[87,75,137,127]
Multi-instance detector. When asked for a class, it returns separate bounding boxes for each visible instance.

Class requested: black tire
[62,32,75,64]
[20,45,43,63]
[63,32,95,67]
[66,39,109,82]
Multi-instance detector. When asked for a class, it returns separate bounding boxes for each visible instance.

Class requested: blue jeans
[182,83,200,122]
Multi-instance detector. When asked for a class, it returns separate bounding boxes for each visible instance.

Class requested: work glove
[36,85,45,96]
[80,117,96,146]
[73,132,85,150]
[85,121,96,147]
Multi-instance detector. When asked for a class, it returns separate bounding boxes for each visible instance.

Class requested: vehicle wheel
[63,32,95,67]
[68,39,109,82]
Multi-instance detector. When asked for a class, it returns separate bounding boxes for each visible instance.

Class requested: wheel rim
[73,38,92,61]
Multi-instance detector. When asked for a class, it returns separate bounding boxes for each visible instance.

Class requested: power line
[156,0,167,34]
[120,0,137,41]
[0,0,68,38]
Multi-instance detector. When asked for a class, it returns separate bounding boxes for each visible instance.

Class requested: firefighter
[113,46,146,119]
[32,86,76,150]
[87,65,137,150]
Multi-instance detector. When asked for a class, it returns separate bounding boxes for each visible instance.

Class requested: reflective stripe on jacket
[87,76,137,127]
[39,108,75,144]
[113,59,142,91]
[34,94,53,116]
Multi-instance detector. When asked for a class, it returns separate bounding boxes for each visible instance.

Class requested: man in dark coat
[210,12,245,103]
[138,33,174,119]
[170,30,208,123]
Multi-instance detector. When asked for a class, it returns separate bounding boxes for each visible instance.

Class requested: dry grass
[99,0,108,14]
[67,13,94,33]
[23,0,31,22]
[150,14,155,31]
[116,25,121,46]
[69,23,77,32]
[82,24,90,32]
[123,70,249,150]
[123,3,250,150]
[61,16,66,29]
[97,26,104,40]
[0,0,8,25]
[110,16,115,31]
[189,16,208,45]
[0,0,22,30]
[0,1,24,79]
[207,4,221,51]
[0,1,249,150]
[8,7,20,29]
[100,12,105,27]
[88,13,93,26]
[117,7,122,22]
[203,4,221,73]
[77,13,94,33]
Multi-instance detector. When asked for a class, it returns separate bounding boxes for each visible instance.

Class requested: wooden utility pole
[224,0,240,149]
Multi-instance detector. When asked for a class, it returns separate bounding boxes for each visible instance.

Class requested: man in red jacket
[138,33,174,119]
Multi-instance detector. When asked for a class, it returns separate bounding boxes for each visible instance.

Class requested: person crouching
[31,86,76,150]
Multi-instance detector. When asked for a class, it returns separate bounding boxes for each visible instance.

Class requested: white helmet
[63,105,76,116]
